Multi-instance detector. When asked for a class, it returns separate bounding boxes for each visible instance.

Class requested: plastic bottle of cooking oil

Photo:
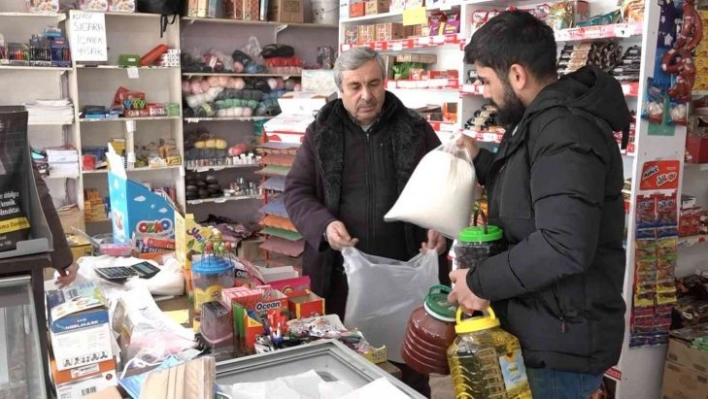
[447,307,533,399]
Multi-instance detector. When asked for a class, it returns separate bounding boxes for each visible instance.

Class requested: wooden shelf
[79,116,180,123]
[185,163,261,172]
[0,65,71,71]
[76,65,179,70]
[181,72,300,77]
[181,16,337,29]
[186,194,262,205]
[82,165,182,174]
[184,116,272,123]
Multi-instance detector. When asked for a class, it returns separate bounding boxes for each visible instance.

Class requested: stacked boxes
[159,49,181,68]
[694,11,708,90]
[47,282,117,398]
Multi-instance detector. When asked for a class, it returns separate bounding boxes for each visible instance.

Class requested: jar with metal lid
[402,285,458,375]
[454,210,506,271]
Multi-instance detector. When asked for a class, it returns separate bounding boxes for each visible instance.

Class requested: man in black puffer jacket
[448,11,628,398]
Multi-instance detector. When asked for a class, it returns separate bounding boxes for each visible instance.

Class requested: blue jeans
[527,368,603,399]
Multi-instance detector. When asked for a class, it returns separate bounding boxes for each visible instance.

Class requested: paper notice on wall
[70,11,108,62]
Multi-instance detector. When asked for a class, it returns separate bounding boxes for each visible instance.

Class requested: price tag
[418,36,431,46]
[127,66,139,79]
[432,35,445,44]
[391,42,403,51]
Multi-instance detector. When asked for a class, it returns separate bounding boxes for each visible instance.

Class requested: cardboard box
[187,0,208,17]
[47,282,113,371]
[344,26,359,44]
[375,22,404,41]
[396,53,437,64]
[58,207,84,234]
[51,358,116,386]
[289,291,325,318]
[668,328,708,373]
[222,286,289,317]
[349,2,365,17]
[106,146,177,244]
[268,275,310,297]
[268,0,304,23]
[238,237,264,261]
[662,360,708,399]
[226,0,259,20]
[357,24,376,43]
[365,0,389,14]
[55,375,117,399]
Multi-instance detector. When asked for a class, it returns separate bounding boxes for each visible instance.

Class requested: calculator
[95,262,162,282]
[95,267,138,282]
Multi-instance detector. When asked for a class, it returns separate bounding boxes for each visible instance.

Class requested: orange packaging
[51,358,117,386]
[289,292,325,319]
[349,2,365,17]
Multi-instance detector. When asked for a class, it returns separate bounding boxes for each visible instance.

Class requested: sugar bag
[384,138,476,239]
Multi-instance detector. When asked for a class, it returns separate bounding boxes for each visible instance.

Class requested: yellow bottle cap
[455,306,500,334]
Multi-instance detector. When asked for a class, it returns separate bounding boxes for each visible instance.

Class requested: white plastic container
[312,0,339,25]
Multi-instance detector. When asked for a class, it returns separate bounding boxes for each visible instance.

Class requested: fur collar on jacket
[311,91,427,212]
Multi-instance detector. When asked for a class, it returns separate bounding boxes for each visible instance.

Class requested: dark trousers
[326,271,432,398]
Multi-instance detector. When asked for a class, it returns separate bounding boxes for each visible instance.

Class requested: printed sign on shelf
[69,11,108,62]
[639,160,680,191]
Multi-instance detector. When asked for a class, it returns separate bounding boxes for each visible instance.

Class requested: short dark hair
[464,11,557,82]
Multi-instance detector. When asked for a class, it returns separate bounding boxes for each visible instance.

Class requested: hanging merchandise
[630,191,679,348]
[642,0,703,126]
[639,159,681,191]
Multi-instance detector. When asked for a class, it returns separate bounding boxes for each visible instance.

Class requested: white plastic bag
[384,136,476,239]
[342,248,439,363]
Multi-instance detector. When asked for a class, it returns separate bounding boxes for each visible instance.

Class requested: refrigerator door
[0,275,47,399]
[215,339,425,398]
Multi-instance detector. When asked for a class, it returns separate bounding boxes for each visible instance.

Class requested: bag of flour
[384,137,476,239]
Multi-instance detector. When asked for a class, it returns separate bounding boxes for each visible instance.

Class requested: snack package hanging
[384,136,476,239]
[342,247,439,363]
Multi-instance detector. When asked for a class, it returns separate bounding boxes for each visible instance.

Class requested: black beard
[494,79,526,128]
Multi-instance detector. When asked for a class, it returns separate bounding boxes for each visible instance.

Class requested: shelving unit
[0,3,76,221]
[63,9,184,233]
[179,16,337,225]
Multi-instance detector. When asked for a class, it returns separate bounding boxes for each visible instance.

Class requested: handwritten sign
[70,11,107,62]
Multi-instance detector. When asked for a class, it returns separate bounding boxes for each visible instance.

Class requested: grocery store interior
[1,0,708,397]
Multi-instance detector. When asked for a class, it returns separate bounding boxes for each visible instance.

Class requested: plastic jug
[448,307,532,399]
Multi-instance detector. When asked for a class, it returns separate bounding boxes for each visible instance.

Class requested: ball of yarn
[293,83,302,92]
[242,107,253,117]
[182,81,192,95]
[186,95,201,109]
[207,76,220,87]
[234,107,244,117]
[233,61,245,73]
[267,78,278,90]
[275,78,285,90]
[200,79,211,92]
[190,79,203,94]
[234,78,245,90]
[217,76,230,87]
[284,79,296,91]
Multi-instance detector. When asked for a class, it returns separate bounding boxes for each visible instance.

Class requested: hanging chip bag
[384,136,476,239]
